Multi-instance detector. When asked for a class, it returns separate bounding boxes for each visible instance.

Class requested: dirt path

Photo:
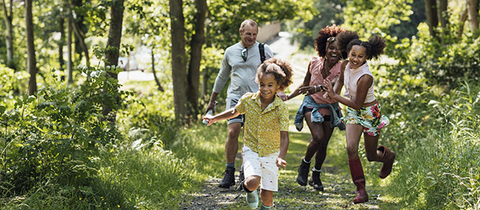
[182,33,398,209]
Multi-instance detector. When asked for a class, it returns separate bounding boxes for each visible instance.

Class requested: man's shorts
[226,97,245,125]
[242,145,279,191]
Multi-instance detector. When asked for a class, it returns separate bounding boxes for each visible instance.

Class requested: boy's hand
[276,157,287,169]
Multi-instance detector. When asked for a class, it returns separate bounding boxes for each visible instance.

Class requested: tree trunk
[467,0,479,37]
[457,7,469,39]
[169,0,189,123]
[425,0,439,40]
[67,10,73,84]
[25,0,37,95]
[72,18,90,68]
[59,16,65,80]
[151,49,164,92]
[437,0,448,29]
[105,0,124,77]
[103,0,125,118]
[187,0,207,119]
[2,0,15,70]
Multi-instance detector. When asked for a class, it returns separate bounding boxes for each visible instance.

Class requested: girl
[324,32,395,204]
[286,25,347,191]
[204,57,293,209]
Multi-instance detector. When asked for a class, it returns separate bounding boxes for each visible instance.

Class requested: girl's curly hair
[256,57,293,91]
[337,32,386,60]
[314,25,346,58]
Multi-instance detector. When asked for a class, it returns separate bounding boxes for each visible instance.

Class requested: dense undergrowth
[1,27,480,208]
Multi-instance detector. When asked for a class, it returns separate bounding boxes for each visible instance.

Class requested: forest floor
[180,33,400,209]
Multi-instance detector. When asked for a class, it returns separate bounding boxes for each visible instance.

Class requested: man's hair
[239,19,258,33]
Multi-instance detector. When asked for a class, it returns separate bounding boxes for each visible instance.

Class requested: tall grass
[382,80,480,209]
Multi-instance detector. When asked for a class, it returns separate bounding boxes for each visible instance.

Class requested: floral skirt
[343,102,389,136]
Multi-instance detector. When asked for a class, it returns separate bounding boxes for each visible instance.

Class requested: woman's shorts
[343,102,389,136]
[242,146,279,191]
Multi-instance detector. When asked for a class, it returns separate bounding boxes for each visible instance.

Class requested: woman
[286,25,347,191]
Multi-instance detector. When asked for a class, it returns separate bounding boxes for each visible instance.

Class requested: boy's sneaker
[246,190,259,209]
[219,166,235,188]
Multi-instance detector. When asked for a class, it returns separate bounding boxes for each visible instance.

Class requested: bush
[0,66,133,195]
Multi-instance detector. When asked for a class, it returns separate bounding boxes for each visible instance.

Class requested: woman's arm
[287,63,312,100]
[203,108,240,126]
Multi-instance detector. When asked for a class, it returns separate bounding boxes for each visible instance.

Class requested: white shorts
[242,145,280,191]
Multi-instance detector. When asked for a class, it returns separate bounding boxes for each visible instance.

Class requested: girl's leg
[364,134,395,178]
[346,124,363,160]
[346,124,368,203]
[363,134,382,161]
[308,121,335,191]
[260,189,274,207]
[304,111,326,161]
[314,121,335,169]
[296,111,326,186]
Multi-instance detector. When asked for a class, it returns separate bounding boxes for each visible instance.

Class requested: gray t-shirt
[212,41,274,99]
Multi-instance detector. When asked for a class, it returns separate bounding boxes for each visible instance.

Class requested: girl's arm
[287,63,312,100]
[203,108,240,126]
[333,61,347,94]
[325,74,373,110]
[276,131,289,169]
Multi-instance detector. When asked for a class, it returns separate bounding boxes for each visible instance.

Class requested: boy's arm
[276,131,289,169]
[203,108,239,126]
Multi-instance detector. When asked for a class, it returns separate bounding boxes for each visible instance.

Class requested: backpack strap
[259,43,266,63]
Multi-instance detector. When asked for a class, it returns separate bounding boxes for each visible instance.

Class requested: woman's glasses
[241,48,248,62]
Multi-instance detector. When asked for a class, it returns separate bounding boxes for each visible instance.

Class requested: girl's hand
[276,157,287,169]
[323,79,336,98]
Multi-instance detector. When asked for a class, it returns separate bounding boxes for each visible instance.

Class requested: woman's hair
[337,32,386,60]
[314,25,346,58]
[256,57,293,91]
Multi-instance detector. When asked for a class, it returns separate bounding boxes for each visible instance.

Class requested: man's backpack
[259,43,266,63]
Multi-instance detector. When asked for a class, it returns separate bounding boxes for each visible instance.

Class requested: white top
[212,42,274,99]
[343,62,376,104]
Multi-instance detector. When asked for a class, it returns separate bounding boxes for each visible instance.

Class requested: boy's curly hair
[256,57,293,91]
[314,25,346,58]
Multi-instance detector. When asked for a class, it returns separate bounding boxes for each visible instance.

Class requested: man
[206,19,278,188]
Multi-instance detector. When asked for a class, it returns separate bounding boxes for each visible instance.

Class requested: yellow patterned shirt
[235,92,289,157]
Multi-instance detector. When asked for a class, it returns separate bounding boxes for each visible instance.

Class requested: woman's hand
[276,91,288,101]
[299,85,325,95]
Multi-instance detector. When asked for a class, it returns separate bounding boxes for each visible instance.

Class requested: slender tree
[467,0,479,37]
[169,0,189,123]
[425,0,439,40]
[186,0,207,119]
[2,0,15,70]
[151,50,164,92]
[67,7,73,84]
[25,0,37,95]
[103,0,125,118]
